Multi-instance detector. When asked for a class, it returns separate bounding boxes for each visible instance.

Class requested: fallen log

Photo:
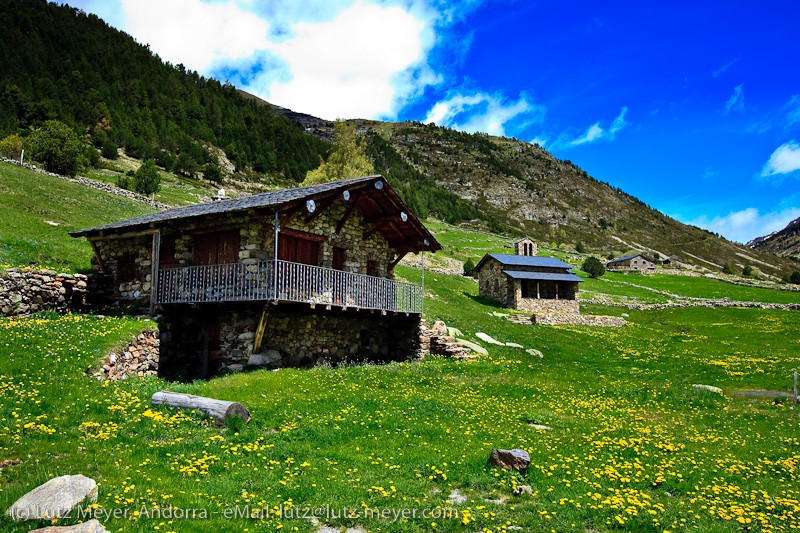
[151,391,251,426]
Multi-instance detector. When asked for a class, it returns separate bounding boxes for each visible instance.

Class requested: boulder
[447,326,463,338]
[526,348,544,359]
[475,332,505,346]
[28,519,109,532]
[692,384,723,394]
[248,350,282,368]
[489,448,530,473]
[430,320,447,336]
[455,339,488,356]
[6,474,97,521]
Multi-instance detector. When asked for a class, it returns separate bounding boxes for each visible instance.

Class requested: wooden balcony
[154,259,423,314]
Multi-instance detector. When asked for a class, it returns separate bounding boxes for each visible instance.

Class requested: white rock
[6,474,97,521]
[248,350,282,367]
[692,384,723,393]
[526,348,544,359]
[476,332,505,346]
[448,489,468,505]
[529,424,552,430]
[505,342,524,348]
[455,339,488,356]
[28,519,109,532]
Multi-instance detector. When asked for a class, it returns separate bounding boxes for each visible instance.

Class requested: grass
[87,166,217,207]
[0,162,155,272]
[1,268,798,532]
[603,271,800,305]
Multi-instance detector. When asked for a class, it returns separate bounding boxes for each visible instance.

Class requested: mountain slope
[749,216,800,260]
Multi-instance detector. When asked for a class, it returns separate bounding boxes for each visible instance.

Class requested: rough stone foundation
[157,303,423,380]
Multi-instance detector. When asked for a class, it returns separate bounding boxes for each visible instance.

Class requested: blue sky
[70,0,800,243]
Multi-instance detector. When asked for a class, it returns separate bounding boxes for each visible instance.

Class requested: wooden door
[332,247,345,270]
[194,230,240,265]
[278,234,319,266]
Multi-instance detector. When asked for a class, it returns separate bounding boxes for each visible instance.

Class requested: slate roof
[475,253,572,271]
[502,271,584,283]
[70,175,441,252]
[71,175,381,236]
[607,254,647,265]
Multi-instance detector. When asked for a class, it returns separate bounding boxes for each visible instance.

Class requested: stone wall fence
[0,268,90,316]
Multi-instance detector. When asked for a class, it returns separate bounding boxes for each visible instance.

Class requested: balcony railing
[155,259,423,313]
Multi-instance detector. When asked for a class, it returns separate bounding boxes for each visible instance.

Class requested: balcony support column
[149,229,160,316]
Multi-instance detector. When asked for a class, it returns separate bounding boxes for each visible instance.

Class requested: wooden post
[794,369,798,405]
[149,230,160,316]
[89,241,107,274]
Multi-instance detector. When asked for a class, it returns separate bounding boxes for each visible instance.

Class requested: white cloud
[712,58,739,78]
[256,2,436,120]
[550,106,629,149]
[609,106,628,133]
[686,206,800,244]
[530,137,547,147]
[723,84,744,115]
[424,92,544,137]
[784,95,800,127]
[761,140,800,178]
[570,123,604,146]
[118,0,271,72]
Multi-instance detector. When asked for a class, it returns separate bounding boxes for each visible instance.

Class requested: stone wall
[92,329,159,381]
[530,313,627,327]
[477,259,512,304]
[515,294,580,314]
[0,268,89,316]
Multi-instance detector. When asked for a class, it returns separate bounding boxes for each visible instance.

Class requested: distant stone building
[475,243,584,314]
[606,254,656,272]
[514,237,538,257]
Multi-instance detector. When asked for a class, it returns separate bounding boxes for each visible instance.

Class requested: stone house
[71,175,441,379]
[606,254,656,272]
[475,246,584,315]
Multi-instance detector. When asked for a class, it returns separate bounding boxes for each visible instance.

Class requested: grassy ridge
[0,162,154,271]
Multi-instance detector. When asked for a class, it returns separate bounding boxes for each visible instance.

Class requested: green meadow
[1,161,799,532]
[1,267,798,532]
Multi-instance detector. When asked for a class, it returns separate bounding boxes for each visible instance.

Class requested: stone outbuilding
[70,175,441,379]
[606,254,656,272]
[475,248,584,315]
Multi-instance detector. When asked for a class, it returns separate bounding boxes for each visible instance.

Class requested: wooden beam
[388,251,409,273]
[186,223,242,236]
[253,304,270,354]
[149,230,160,316]
[364,220,391,240]
[90,241,107,274]
[336,190,362,234]
[88,228,156,241]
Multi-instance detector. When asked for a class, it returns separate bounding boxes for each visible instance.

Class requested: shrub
[790,271,800,284]
[743,265,754,277]
[0,134,24,159]
[101,140,118,160]
[204,163,222,183]
[26,120,87,176]
[85,145,100,168]
[134,160,161,195]
[463,258,476,278]
[582,256,605,278]
[117,173,133,190]
[722,261,734,274]
[576,242,586,253]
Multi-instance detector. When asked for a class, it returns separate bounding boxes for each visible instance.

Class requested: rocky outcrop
[420,320,472,357]
[6,474,97,521]
[0,269,89,316]
[91,330,159,381]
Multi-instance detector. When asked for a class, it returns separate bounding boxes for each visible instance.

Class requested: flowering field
[0,270,799,532]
